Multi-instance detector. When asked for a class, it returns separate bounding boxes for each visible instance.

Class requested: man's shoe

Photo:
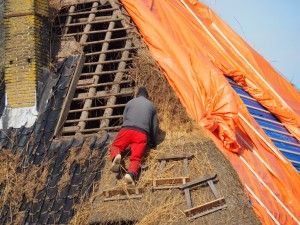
[124,173,135,185]
[110,154,121,172]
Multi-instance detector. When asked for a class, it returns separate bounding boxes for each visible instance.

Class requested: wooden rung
[62,126,79,132]
[62,27,134,37]
[75,16,112,23]
[69,104,126,113]
[78,79,94,86]
[184,197,226,216]
[152,177,190,186]
[103,195,142,202]
[80,69,128,76]
[73,88,134,101]
[59,7,118,16]
[85,47,140,56]
[61,18,122,27]
[187,203,227,221]
[76,80,132,89]
[62,126,122,134]
[156,154,194,161]
[83,58,133,66]
[61,0,110,7]
[75,88,132,99]
[82,37,131,46]
[179,174,217,190]
[77,92,89,98]
[152,185,182,190]
[65,115,123,124]
[103,187,145,197]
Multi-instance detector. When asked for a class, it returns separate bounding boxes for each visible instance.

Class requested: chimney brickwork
[4,0,49,108]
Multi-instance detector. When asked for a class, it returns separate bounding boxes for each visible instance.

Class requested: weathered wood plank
[184,197,226,217]
[62,27,134,37]
[179,174,217,190]
[156,154,194,161]
[152,177,190,186]
[54,53,85,136]
[59,18,122,27]
[73,88,134,101]
[68,104,126,113]
[103,195,142,202]
[82,37,131,46]
[103,187,145,197]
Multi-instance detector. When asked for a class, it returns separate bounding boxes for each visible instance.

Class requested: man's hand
[150,143,157,150]
[148,141,157,150]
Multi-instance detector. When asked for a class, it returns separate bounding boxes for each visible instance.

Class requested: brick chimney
[2,0,49,128]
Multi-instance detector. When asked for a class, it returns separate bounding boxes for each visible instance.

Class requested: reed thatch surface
[88,133,261,225]
[86,48,261,225]
[0,1,262,224]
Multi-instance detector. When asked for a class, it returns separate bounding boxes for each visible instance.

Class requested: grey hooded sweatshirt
[122,95,158,144]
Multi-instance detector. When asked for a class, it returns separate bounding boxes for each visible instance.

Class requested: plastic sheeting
[121,0,300,224]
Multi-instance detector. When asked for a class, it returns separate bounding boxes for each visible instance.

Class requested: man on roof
[109,86,158,185]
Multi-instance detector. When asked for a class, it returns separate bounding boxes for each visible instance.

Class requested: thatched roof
[0,1,261,224]
[88,131,261,225]
[87,47,260,225]
[0,45,261,225]
[0,57,111,224]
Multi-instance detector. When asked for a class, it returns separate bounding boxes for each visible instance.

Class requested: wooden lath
[53,0,143,137]
[62,18,123,27]
[72,88,134,101]
[61,26,134,37]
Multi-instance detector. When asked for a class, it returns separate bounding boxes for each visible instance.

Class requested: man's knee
[110,145,122,160]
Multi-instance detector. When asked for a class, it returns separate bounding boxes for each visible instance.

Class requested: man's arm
[122,103,129,122]
[150,108,158,148]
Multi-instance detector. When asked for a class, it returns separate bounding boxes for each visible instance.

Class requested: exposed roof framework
[53,0,142,137]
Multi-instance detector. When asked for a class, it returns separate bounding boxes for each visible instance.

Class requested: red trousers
[110,129,147,177]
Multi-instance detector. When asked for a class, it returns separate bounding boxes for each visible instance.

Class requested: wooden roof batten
[54,0,143,138]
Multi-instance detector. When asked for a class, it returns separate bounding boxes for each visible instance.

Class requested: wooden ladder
[179,173,227,221]
[152,154,194,190]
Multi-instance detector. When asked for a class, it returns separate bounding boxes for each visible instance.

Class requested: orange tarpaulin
[122,0,300,224]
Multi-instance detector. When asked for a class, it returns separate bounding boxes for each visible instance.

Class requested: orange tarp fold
[121,0,300,224]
